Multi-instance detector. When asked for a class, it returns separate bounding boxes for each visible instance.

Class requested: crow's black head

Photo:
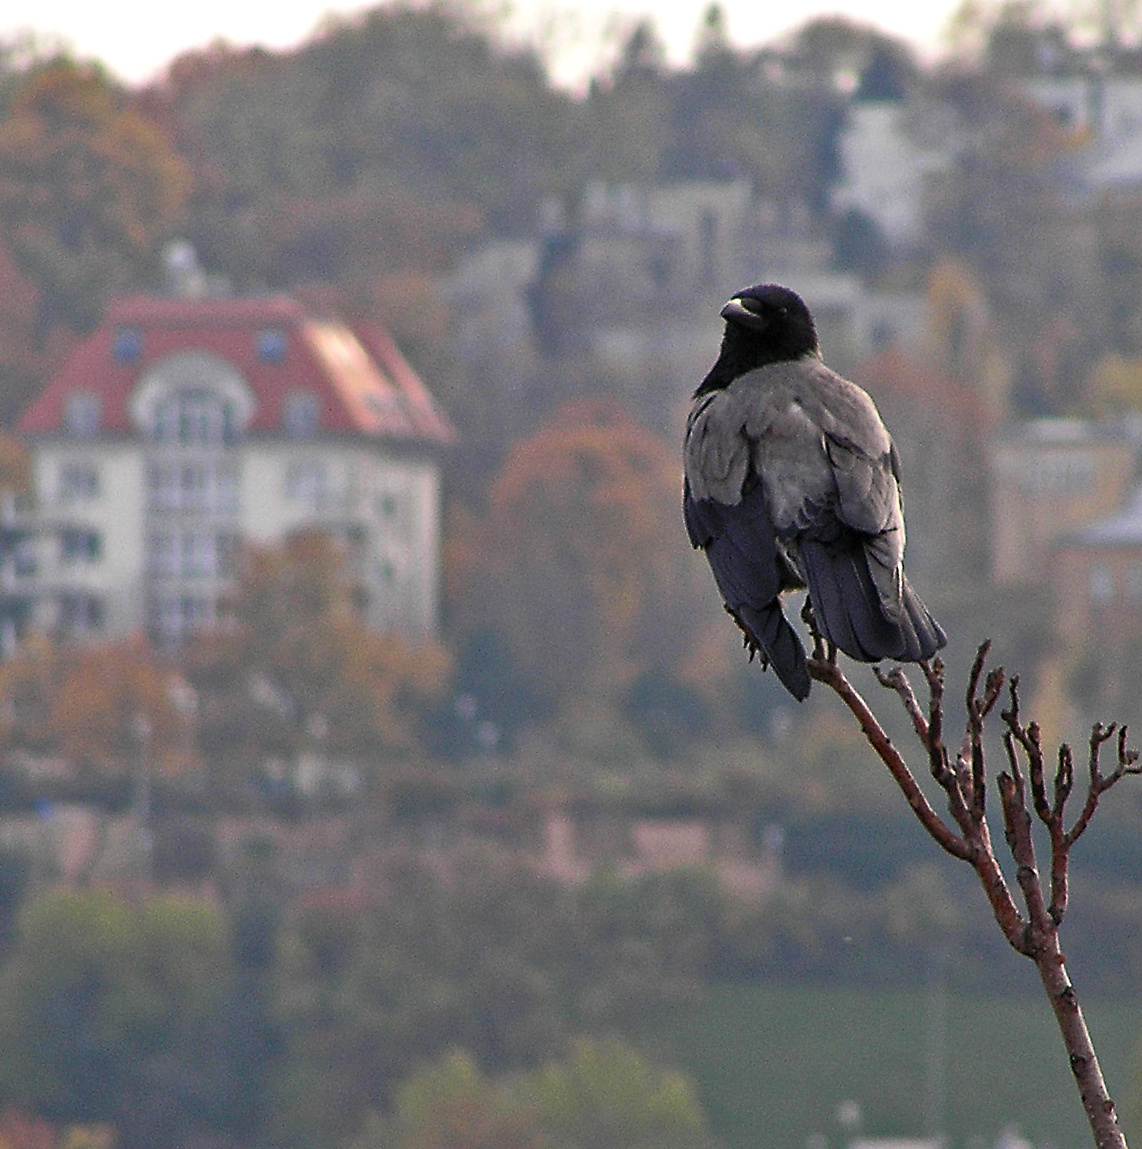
[695,283,820,395]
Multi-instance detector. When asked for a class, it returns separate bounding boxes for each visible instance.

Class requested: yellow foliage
[0,635,186,776]
[1083,354,1142,417]
[208,529,453,759]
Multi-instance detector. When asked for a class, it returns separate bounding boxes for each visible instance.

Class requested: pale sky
[0,0,968,89]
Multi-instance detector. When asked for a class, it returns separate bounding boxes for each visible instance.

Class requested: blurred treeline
[2,847,1142,1149]
[1,2,1142,1145]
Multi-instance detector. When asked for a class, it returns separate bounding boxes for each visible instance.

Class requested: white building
[832,98,963,249]
[10,293,455,647]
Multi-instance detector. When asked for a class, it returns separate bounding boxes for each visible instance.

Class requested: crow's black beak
[720,296,768,333]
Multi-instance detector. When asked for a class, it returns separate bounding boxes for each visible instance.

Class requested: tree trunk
[1035,938,1127,1149]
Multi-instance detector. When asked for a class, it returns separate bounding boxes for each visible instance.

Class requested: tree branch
[809,643,1132,1149]
[808,657,970,861]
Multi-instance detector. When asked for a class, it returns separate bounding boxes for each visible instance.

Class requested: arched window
[130,351,255,443]
[150,388,238,445]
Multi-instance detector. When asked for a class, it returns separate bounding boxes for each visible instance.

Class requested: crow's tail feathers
[800,539,946,664]
[733,602,811,701]
[898,577,947,661]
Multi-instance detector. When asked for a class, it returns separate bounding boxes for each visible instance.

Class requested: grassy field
[656,983,1142,1149]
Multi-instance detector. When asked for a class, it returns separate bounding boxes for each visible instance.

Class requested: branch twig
[809,643,1131,1149]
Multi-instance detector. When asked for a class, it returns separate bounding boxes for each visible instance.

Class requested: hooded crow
[683,283,946,700]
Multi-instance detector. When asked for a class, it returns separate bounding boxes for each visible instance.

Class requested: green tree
[270,857,719,1147]
[576,20,671,186]
[517,1038,716,1149]
[0,233,74,426]
[0,890,229,1128]
[361,1048,548,1149]
[355,1040,715,1149]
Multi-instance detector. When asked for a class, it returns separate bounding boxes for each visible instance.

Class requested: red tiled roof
[18,293,457,444]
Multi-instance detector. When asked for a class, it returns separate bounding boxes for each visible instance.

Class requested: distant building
[989,419,1139,585]
[832,96,964,249]
[1024,74,1142,142]
[9,293,455,648]
[1052,486,1142,645]
[1022,75,1142,201]
[443,177,929,428]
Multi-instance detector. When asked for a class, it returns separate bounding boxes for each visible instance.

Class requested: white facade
[20,433,441,646]
[832,101,962,249]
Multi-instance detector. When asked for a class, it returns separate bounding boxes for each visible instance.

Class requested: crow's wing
[684,361,943,677]
[728,361,944,662]
[684,394,810,700]
[683,476,810,700]
[732,361,906,610]
[683,389,751,507]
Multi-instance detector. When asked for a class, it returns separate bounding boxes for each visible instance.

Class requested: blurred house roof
[19,293,456,445]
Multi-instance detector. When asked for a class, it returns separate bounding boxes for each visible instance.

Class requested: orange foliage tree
[0,635,185,777]
[450,399,724,729]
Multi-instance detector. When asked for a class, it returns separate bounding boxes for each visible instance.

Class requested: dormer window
[64,392,101,438]
[257,328,287,364]
[112,327,143,365]
[284,391,320,438]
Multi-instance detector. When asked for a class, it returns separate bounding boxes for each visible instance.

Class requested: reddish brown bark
[807,642,1135,1149]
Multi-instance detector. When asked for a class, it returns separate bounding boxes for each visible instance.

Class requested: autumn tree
[0,59,188,334]
[0,635,186,778]
[450,399,725,750]
[187,529,451,790]
[925,70,1096,413]
[145,3,568,295]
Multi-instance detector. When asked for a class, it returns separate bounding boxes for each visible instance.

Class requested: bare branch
[1106,726,1142,788]
[874,664,929,743]
[965,642,1004,818]
[1027,723,1053,827]
[810,641,1133,1149]
[808,657,971,861]
[995,771,1037,956]
[925,657,950,785]
[1046,744,1073,925]
[1067,724,1121,848]
[1054,742,1075,821]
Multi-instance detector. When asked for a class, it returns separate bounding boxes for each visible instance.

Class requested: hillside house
[989,419,1139,585]
[1052,487,1142,646]
[8,293,455,648]
[833,95,964,250]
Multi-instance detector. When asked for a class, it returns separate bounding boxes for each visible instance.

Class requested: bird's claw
[800,596,834,661]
